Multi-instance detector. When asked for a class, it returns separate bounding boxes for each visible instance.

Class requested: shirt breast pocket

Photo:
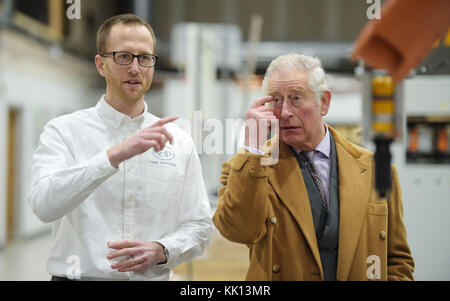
[144,165,183,215]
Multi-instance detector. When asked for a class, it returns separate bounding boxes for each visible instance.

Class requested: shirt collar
[315,124,331,158]
[293,123,331,159]
[96,95,147,129]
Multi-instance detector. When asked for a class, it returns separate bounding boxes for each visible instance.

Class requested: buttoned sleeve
[27,120,118,223]
[154,139,213,269]
[213,150,270,244]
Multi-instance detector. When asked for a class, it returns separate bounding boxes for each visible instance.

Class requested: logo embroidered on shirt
[150,146,176,167]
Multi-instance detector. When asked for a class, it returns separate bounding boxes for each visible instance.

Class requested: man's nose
[128,57,140,74]
[280,99,292,120]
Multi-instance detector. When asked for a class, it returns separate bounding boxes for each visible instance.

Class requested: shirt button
[125,227,130,234]
[270,216,277,224]
[272,265,280,273]
[379,231,386,240]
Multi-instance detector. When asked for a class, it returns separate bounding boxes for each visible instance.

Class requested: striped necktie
[302,150,328,212]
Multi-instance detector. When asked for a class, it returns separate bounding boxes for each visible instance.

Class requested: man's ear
[320,89,332,116]
[95,55,106,77]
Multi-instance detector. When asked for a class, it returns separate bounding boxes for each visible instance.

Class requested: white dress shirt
[27,96,213,280]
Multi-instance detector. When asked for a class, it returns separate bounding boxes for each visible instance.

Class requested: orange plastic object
[408,128,418,152]
[437,128,448,153]
[352,0,450,83]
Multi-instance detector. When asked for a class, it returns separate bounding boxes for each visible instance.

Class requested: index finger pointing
[152,116,178,127]
[251,96,273,108]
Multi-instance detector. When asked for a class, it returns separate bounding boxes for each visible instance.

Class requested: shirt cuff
[152,242,169,266]
[153,239,174,268]
[244,145,266,156]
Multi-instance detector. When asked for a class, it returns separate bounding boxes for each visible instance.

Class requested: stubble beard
[106,74,152,106]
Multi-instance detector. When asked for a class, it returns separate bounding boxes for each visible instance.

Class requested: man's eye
[273,98,281,103]
[119,54,131,59]
[140,55,151,61]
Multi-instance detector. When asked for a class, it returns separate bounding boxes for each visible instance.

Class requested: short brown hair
[96,14,156,54]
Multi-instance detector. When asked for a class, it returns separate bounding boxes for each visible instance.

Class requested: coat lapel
[266,139,323,274]
[330,128,372,281]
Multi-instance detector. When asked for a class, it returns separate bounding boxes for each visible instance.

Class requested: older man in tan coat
[213,53,414,281]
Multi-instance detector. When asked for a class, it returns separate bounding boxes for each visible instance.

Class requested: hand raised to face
[244,96,277,151]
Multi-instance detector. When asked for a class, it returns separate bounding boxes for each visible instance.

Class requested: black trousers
[51,276,78,281]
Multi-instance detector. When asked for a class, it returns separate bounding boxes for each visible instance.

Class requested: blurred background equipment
[352,0,450,280]
[0,0,449,281]
[352,0,450,198]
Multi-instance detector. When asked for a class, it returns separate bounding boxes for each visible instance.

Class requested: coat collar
[264,125,373,280]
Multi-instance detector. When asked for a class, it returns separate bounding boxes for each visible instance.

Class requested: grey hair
[261,53,328,104]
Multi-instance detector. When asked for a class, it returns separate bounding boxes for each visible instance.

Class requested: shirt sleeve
[27,121,118,223]
[154,140,213,269]
[244,145,266,156]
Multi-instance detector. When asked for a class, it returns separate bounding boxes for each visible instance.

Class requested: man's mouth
[281,126,300,130]
[124,80,142,86]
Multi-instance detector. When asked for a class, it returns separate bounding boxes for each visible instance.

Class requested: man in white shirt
[27,14,212,281]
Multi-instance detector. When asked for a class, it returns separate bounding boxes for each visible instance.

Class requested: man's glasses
[102,51,158,67]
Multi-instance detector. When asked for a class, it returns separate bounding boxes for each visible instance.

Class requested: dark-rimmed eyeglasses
[101,51,157,67]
